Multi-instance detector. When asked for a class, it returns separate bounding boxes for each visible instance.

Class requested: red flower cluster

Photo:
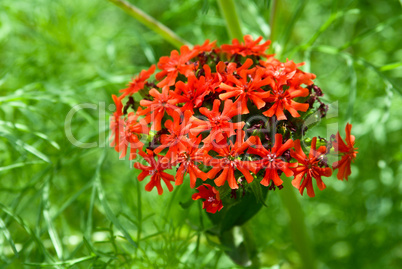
[111,35,357,213]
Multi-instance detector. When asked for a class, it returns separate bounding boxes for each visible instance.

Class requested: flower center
[267,153,277,162]
[212,116,223,126]
[208,197,215,202]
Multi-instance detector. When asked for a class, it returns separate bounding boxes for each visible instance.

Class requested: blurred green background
[0,0,401,268]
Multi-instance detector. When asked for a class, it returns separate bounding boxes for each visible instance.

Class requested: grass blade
[287,9,360,56]
[24,255,95,267]
[0,216,19,257]
[0,203,58,266]
[217,0,243,40]
[338,14,402,51]
[0,132,51,163]
[268,0,278,41]
[380,62,402,72]
[280,0,306,51]
[0,161,44,173]
[313,45,402,95]
[107,0,190,48]
[279,179,316,269]
[136,177,142,249]
[345,55,357,122]
[94,150,138,248]
[42,180,64,260]
[0,121,60,150]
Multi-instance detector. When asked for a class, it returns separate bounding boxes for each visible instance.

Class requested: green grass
[1,0,402,268]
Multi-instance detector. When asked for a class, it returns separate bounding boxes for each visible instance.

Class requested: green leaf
[179,198,194,209]
[380,62,402,72]
[248,177,268,207]
[207,186,268,235]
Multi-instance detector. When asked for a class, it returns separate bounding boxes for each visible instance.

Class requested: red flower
[260,58,316,87]
[133,149,174,195]
[221,35,271,58]
[215,61,230,88]
[153,111,191,162]
[110,111,149,160]
[192,184,223,214]
[110,94,125,153]
[190,99,244,144]
[225,57,254,75]
[110,95,149,159]
[138,86,180,131]
[290,138,332,197]
[219,63,272,114]
[172,75,210,113]
[332,123,358,180]
[206,131,257,189]
[260,59,299,86]
[201,64,221,93]
[248,134,295,187]
[119,65,156,97]
[193,40,217,53]
[156,45,198,87]
[262,84,309,121]
[111,94,124,118]
[174,136,208,188]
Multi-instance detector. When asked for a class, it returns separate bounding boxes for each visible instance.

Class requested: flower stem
[241,223,260,267]
[107,0,191,49]
[217,0,243,40]
[279,179,316,269]
[269,0,278,42]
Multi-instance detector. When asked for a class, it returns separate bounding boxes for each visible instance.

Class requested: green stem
[279,179,316,269]
[217,0,243,40]
[269,0,278,42]
[241,223,260,267]
[107,0,191,49]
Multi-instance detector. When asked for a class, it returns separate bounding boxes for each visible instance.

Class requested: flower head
[111,36,356,213]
